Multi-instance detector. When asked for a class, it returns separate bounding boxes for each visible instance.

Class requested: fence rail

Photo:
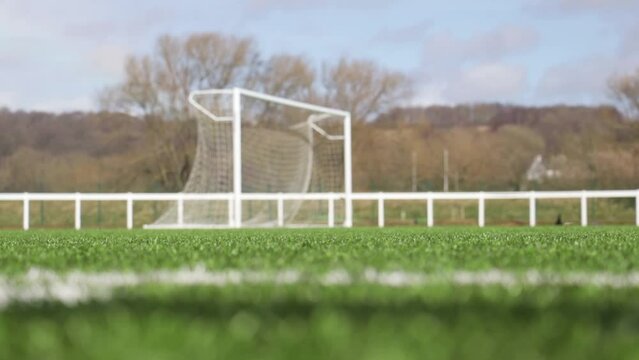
[1,190,638,230]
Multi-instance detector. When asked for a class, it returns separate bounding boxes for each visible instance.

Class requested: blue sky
[1,0,638,111]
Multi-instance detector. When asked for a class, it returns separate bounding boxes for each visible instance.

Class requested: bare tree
[98,56,159,115]
[101,33,261,117]
[100,33,413,190]
[609,68,639,120]
[321,58,413,122]
[258,54,316,101]
[99,33,261,190]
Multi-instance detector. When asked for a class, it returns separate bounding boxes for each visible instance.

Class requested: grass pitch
[1,227,639,359]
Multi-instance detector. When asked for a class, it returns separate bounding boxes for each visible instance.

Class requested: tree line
[1,32,639,193]
[2,102,638,193]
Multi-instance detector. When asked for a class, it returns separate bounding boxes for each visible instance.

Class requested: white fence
[0,190,638,230]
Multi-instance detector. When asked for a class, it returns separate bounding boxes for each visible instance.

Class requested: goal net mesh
[151,91,345,227]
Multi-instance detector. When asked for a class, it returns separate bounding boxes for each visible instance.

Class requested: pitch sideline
[2,266,639,309]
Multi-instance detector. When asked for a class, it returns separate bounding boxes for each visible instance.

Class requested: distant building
[526,155,560,183]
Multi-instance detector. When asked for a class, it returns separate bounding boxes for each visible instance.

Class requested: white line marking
[2,267,639,309]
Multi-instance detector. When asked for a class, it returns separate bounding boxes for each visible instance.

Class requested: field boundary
[0,190,638,230]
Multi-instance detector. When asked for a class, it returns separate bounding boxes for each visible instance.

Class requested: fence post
[378,194,384,228]
[328,195,335,228]
[529,191,536,227]
[478,192,485,228]
[427,194,434,227]
[23,192,29,230]
[635,189,639,227]
[126,193,133,230]
[74,192,81,230]
[580,191,588,227]
[177,193,184,227]
[277,195,284,227]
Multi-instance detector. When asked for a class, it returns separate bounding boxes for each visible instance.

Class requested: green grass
[1,227,639,359]
[1,227,638,273]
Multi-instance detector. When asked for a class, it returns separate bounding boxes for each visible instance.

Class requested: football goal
[146,88,352,228]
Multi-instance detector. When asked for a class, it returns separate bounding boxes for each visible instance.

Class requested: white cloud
[536,56,613,104]
[245,0,391,12]
[414,63,529,105]
[0,92,18,108]
[374,20,431,44]
[0,52,22,68]
[247,0,315,10]
[424,25,538,69]
[441,63,528,103]
[527,0,639,14]
[411,83,449,106]
[417,25,536,104]
[89,45,129,77]
[535,18,639,105]
[0,0,167,112]
[619,24,639,59]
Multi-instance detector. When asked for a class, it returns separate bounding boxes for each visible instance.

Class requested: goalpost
[146,88,352,229]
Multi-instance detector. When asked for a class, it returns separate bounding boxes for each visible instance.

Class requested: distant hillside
[0,110,158,192]
[1,104,638,192]
[376,104,624,128]
[0,109,146,158]
[375,104,636,154]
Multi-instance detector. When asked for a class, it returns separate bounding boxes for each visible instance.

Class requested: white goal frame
[186,87,353,228]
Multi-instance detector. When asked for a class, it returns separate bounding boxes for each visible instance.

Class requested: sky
[1,0,638,112]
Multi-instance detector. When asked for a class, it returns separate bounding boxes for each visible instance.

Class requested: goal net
[147,88,352,228]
